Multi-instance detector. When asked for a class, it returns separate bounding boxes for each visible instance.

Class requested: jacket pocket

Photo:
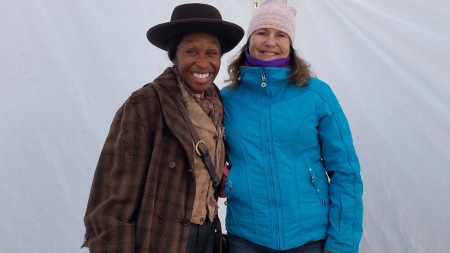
[304,159,330,206]
[224,169,234,198]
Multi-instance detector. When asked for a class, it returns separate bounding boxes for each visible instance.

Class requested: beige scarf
[172,67,223,133]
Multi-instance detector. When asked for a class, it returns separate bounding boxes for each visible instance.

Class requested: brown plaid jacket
[83,68,224,253]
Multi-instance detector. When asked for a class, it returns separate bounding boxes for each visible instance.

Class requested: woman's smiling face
[248,28,291,61]
[172,33,221,94]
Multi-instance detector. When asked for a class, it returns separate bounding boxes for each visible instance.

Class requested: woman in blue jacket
[221,1,363,252]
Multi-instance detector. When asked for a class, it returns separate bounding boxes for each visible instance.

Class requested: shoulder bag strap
[156,83,221,184]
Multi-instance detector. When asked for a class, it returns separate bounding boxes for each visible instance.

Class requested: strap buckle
[195,140,206,156]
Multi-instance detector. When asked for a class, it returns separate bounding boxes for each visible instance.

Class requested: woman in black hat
[82,3,244,253]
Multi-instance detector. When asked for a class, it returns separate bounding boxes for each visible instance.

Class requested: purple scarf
[244,49,290,68]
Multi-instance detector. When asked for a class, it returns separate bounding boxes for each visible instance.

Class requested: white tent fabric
[1,0,449,252]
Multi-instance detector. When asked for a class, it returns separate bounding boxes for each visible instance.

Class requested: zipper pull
[261,72,266,87]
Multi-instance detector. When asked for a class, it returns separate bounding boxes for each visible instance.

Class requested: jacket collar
[240,67,292,96]
[153,67,196,164]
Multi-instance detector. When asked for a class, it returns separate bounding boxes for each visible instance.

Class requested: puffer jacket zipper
[261,70,281,249]
[261,72,266,87]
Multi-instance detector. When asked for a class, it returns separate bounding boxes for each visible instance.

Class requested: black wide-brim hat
[147,3,244,54]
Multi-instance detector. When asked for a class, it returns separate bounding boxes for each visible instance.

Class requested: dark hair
[167,34,227,61]
[226,41,313,87]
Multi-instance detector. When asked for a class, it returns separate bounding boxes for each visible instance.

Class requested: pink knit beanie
[247,0,297,43]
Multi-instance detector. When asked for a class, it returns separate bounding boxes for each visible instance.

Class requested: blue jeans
[227,233,326,253]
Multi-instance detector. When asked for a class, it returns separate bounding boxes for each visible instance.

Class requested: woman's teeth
[193,73,210,79]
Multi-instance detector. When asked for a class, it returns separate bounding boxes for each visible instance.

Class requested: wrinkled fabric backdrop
[1,0,449,252]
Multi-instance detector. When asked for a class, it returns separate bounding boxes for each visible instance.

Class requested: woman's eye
[207,51,218,56]
[255,30,267,36]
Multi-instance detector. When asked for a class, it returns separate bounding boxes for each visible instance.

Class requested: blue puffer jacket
[221,67,363,253]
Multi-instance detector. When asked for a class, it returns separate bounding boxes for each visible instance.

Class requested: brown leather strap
[157,83,221,184]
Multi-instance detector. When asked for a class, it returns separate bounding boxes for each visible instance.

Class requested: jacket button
[182,219,190,226]
[169,162,176,169]
[159,215,165,223]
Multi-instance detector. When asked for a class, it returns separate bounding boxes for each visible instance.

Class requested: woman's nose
[264,36,276,46]
[195,55,210,68]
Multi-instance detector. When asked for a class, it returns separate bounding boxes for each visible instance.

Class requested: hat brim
[147,19,244,54]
